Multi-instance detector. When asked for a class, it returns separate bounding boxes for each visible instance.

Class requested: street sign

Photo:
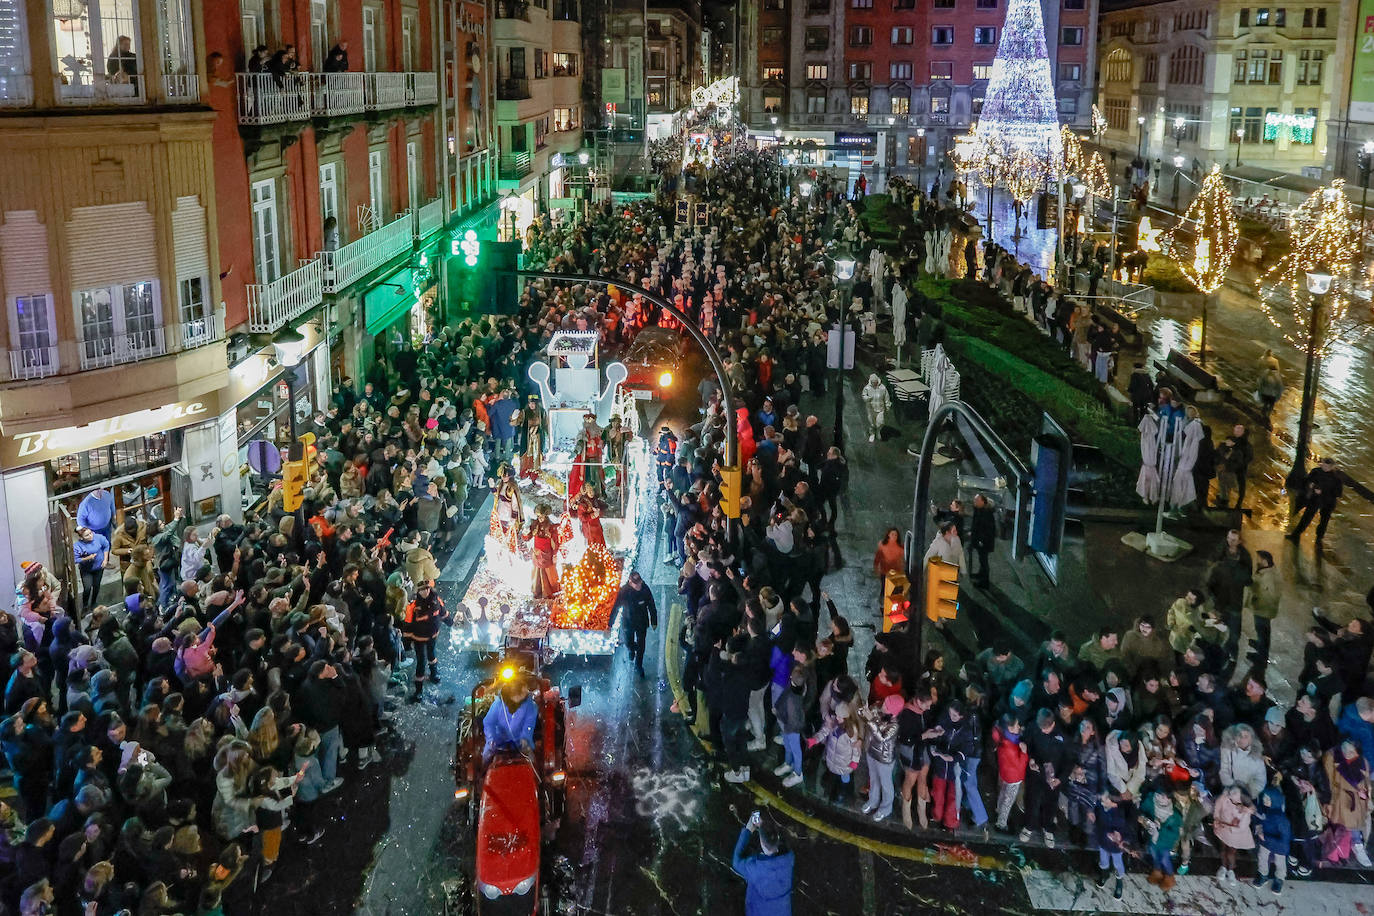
[825,324,856,370]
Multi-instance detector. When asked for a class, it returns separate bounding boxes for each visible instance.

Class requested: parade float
[453,330,652,657]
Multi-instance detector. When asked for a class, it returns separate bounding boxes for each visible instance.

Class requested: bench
[1153,349,1228,403]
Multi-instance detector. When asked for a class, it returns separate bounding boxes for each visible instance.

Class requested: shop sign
[1,392,221,467]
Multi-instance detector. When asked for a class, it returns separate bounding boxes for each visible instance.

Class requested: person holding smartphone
[732,810,794,915]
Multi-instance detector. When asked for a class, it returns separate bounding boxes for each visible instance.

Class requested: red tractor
[453,650,580,915]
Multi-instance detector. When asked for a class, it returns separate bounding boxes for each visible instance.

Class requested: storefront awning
[364,267,416,336]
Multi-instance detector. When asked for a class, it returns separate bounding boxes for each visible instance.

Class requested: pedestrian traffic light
[883,571,910,632]
[719,464,742,518]
[282,458,307,513]
[923,557,959,622]
[447,234,521,315]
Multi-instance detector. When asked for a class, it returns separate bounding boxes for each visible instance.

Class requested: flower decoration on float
[552,543,621,631]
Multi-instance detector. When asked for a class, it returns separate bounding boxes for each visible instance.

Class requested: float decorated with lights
[453,330,652,657]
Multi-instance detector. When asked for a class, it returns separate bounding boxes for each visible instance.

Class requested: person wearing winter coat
[772,660,813,789]
[991,716,1028,831]
[1139,788,1182,890]
[1092,792,1129,900]
[1284,741,1330,876]
[1246,550,1281,668]
[859,695,902,821]
[732,817,794,916]
[1324,739,1373,866]
[1220,723,1267,800]
[860,374,891,443]
[1254,780,1291,894]
[1211,784,1256,885]
[810,695,862,804]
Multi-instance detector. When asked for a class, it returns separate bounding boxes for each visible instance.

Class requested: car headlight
[479,882,502,900]
[513,876,536,895]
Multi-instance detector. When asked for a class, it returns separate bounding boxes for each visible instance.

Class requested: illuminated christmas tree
[974,0,1062,165]
[1165,165,1238,296]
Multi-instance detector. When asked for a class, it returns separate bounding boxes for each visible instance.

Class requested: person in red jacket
[992,714,1030,832]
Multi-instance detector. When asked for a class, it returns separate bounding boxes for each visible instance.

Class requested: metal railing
[6,346,58,380]
[162,72,199,102]
[309,72,366,116]
[180,312,223,349]
[409,72,438,105]
[852,112,868,123]
[500,152,532,179]
[366,72,409,109]
[498,77,531,100]
[55,73,146,105]
[415,197,445,239]
[78,326,167,371]
[0,74,34,107]
[247,258,324,333]
[319,213,413,293]
[237,72,309,124]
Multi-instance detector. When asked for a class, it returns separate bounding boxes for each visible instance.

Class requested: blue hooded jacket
[1338,702,1374,763]
[1256,786,1291,854]
[733,828,794,916]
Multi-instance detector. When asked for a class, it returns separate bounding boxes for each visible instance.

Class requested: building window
[1168,45,1204,84]
[852,0,873,7]
[553,52,579,76]
[12,293,56,371]
[51,0,145,102]
[806,63,828,80]
[406,140,418,210]
[806,0,829,12]
[930,60,953,79]
[401,12,415,70]
[319,163,338,228]
[976,0,996,7]
[1231,105,1261,143]
[1058,62,1081,81]
[891,95,909,114]
[178,277,208,339]
[0,0,30,105]
[972,63,992,80]
[807,91,826,113]
[931,96,949,113]
[971,95,984,116]
[535,116,548,148]
[1063,0,1084,8]
[534,49,548,79]
[850,93,869,115]
[251,179,279,284]
[1104,47,1131,82]
[1298,49,1323,84]
[368,149,384,221]
[1169,105,1202,142]
[1239,8,1249,26]
[892,26,913,44]
[762,66,784,80]
[1268,49,1283,82]
[362,5,377,72]
[647,49,665,71]
[75,280,160,366]
[1275,7,1286,25]
[1255,7,1270,24]
[974,26,996,44]
[894,0,915,8]
[890,62,912,80]
[1058,96,1078,116]
[1143,53,1158,82]
[1317,7,1327,26]
[933,0,954,6]
[848,61,872,80]
[804,27,828,50]
[1104,97,1130,130]
[932,26,954,44]
[1173,10,1208,29]
[1060,26,1083,44]
[762,94,782,112]
[554,106,579,130]
[851,26,873,46]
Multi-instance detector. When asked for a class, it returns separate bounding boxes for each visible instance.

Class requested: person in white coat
[861,374,892,443]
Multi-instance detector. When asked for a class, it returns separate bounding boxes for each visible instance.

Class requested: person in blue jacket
[482,676,537,761]
[732,812,794,916]
[1254,780,1292,894]
[73,526,110,612]
[76,487,115,543]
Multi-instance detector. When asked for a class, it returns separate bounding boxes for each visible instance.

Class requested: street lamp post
[1358,140,1374,259]
[1171,154,1185,208]
[1136,115,1146,159]
[916,127,926,195]
[831,246,857,448]
[272,325,307,442]
[1233,127,1244,168]
[1288,269,1332,487]
[984,153,1000,237]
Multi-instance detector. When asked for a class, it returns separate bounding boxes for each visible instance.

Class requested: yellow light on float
[500,666,516,681]
[658,371,674,388]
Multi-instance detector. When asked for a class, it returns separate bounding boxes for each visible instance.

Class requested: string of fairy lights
[1163,165,1239,296]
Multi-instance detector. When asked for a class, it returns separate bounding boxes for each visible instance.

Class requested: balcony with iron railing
[498,77,532,100]
[77,325,167,371]
[414,198,445,239]
[237,71,439,125]
[6,345,59,381]
[180,312,224,349]
[247,258,324,333]
[162,72,200,102]
[499,152,533,180]
[319,213,414,293]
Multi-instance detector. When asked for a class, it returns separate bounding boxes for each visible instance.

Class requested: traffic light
[718,464,742,519]
[282,458,307,513]
[923,557,959,622]
[883,570,910,633]
[447,233,521,315]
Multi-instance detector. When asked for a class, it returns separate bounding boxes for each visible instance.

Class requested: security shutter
[0,210,51,299]
[171,196,209,282]
[66,202,158,290]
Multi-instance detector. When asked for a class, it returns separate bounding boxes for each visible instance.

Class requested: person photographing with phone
[732,810,794,915]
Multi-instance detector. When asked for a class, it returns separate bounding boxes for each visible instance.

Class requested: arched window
[1104,47,1133,83]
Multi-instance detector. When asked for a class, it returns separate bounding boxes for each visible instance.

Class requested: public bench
[1153,349,1228,403]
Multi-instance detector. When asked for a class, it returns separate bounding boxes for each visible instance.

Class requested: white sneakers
[1355,843,1373,867]
[358,747,383,769]
[1216,867,1237,885]
[724,767,751,784]
[772,762,793,776]
[868,434,875,442]
[861,800,879,815]
[781,772,803,788]
[746,739,767,752]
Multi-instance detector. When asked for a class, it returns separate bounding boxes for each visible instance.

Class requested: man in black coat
[969,493,998,589]
[1287,457,1343,544]
[294,660,345,789]
[616,571,658,678]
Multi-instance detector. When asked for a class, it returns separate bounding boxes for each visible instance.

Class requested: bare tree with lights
[1256,180,1368,484]
[1163,164,1238,369]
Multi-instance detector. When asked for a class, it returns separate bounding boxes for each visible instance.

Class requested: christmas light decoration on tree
[1091,104,1109,139]
[1259,180,1366,357]
[1059,126,1083,178]
[1083,151,1112,198]
[1164,165,1238,296]
[971,0,1062,165]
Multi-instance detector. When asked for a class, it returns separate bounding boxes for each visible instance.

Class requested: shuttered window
[66,202,157,289]
[172,196,212,344]
[2,211,57,376]
[66,203,163,368]
[1,210,51,300]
